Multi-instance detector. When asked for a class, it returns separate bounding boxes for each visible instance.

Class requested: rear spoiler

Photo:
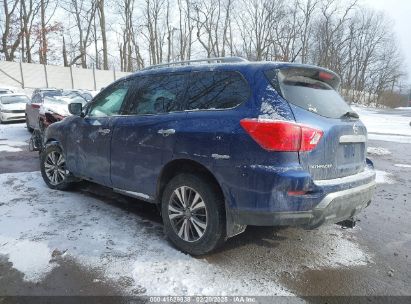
[265,66,341,90]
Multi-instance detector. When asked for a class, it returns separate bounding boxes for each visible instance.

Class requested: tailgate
[265,66,367,180]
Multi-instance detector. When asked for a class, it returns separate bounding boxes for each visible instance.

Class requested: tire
[26,115,33,132]
[40,144,73,190]
[161,173,226,255]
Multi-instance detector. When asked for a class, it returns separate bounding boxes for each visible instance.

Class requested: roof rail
[142,56,247,70]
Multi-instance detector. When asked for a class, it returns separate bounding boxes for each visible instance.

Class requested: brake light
[318,71,334,81]
[240,119,323,152]
[287,190,309,196]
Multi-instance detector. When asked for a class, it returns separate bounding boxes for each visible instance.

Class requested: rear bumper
[235,179,375,228]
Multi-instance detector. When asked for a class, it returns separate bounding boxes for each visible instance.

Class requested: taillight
[287,190,309,196]
[318,71,334,81]
[240,119,323,152]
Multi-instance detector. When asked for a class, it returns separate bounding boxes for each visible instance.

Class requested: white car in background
[0,94,30,123]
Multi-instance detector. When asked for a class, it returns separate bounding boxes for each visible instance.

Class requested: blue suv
[40,57,376,255]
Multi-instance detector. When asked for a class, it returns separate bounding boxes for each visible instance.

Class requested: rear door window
[265,68,352,119]
[125,73,187,115]
[186,71,249,110]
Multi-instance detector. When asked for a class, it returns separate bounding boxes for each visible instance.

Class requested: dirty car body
[38,92,90,131]
[26,89,63,130]
[42,59,376,255]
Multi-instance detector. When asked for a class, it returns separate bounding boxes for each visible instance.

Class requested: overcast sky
[361,0,411,83]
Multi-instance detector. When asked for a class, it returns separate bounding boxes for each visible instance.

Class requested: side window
[89,81,129,117]
[186,71,249,110]
[125,74,187,115]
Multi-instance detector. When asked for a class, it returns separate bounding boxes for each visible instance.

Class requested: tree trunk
[40,0,47,64]
[98,0,108,70]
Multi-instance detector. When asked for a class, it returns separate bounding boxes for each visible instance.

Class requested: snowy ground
[353,105,411,143]
[0,123,29,152]
[1,104,411,299]
[0,134,371,297]
[0,168,378,297]
[0,171,294,296]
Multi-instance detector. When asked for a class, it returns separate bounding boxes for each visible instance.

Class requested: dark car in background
[40,57,376,255]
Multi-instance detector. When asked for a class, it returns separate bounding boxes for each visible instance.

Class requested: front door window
[89,83,129,117]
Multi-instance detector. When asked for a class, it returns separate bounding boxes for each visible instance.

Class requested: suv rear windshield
[265,68,352,119]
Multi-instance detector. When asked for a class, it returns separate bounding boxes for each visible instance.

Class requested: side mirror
[68,102,83,116]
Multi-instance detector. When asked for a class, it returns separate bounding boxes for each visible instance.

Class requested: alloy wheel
[44,151,67,185]
[168,186,208,242]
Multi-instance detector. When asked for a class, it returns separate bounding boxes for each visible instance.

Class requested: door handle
[98,128,111,135]
[157,129,176,137]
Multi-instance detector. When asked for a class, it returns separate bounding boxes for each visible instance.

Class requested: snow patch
[302,228,371,269]
[375,170,395,184]
[368,134,411,144]
[0,123,30,152]
[265,226,372,272]
[0,237,56,282]
[394,163,411,168]
[211,153,230,160]
[258,85,289,120]
[352,106,411,137]
[0,145,22,152]
[0,171,290,295]
[367,147,391,156]
[132,246,290,296]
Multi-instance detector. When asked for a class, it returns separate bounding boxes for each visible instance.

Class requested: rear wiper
[341,111,359,119]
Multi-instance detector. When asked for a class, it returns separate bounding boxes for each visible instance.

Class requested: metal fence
[0,61,131,91]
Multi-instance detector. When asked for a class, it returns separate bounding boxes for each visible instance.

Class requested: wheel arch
[44,138,61,149]
[156,158,224,204]
[156,158,246,239]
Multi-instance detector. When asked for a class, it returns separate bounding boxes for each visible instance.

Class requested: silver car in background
[0,94,30,123]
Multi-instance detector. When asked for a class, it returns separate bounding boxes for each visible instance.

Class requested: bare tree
[192,0,234,58]
[97,0,108,69]
[237,0,283,60]
[63,0,96,67]
[176,0,193,60]
[118,0,135,71]
[0,0,408,106]
[296,0,318,63]
[0,0,21,61]
[312,0,357,69]
[270,1,301,62]
[143,0,168,65]
[20,0,41,62]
